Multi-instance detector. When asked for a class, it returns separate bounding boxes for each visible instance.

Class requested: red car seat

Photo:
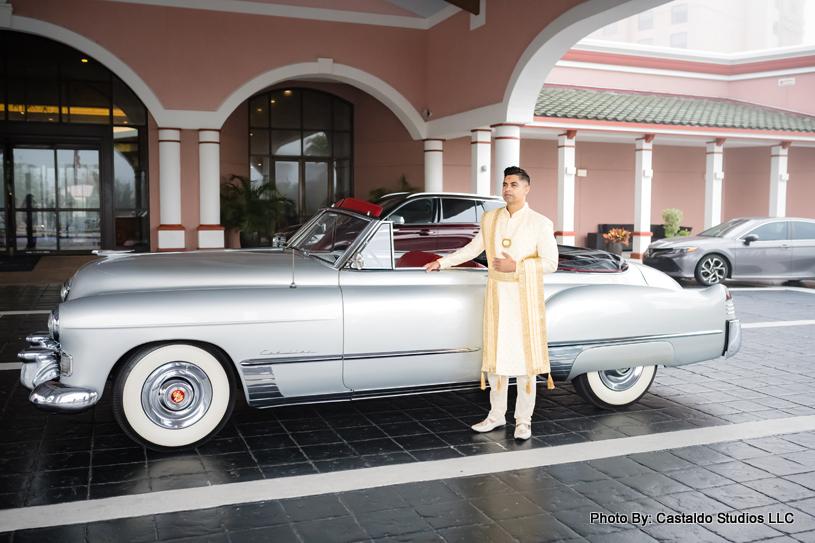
[396,251,485,269]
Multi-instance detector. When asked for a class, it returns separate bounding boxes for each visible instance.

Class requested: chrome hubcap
[142,362,212,429]
[598,366,643,391]
[701,257,726,284]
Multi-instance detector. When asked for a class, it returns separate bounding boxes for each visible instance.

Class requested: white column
[632,137,654,258]
[769,144,789,218]
[704,140,725,230]
[556,132,576,246]
[198,130,225,249]
[158,128,185,251]
[424,139,444,192]
[493,125,521,195]
[471,129,491,196]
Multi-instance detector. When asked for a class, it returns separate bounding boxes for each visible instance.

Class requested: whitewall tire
[113,343,236,451]
[573,365,657,409]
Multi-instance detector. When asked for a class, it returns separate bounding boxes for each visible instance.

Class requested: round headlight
[48,308,60,341]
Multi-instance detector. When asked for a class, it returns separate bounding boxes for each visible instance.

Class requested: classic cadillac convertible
[19,199,741,451]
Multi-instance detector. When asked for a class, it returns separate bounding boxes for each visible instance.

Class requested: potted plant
[603,228,631,255]
[220,174,293,248]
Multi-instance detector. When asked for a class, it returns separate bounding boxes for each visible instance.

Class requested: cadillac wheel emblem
[171,389,185,403]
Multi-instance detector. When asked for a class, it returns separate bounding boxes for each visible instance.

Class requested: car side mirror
[350,253,364,270]
[390,214,405,225]
[743,234,759,245]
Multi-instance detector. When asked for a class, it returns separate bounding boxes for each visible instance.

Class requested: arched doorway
[0,30,149,254]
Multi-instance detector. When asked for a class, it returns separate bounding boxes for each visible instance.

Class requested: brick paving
[1,286,814,541]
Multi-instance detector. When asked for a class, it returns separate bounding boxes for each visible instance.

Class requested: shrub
[662,208,683,238]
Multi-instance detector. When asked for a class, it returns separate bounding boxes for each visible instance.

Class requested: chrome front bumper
[724,319,741,359]
[19,332,98,413]
[30,381,98,413]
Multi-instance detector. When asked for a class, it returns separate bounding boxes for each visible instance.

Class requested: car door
[731,220,792,279]
[340,223,485,392]
[436,198,479,254]
[389,197,438,256]
[790,220,815,279]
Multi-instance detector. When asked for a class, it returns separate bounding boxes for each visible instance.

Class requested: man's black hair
[503,166,530,185]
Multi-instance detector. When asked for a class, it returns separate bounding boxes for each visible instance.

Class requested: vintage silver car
[19,199,741,451]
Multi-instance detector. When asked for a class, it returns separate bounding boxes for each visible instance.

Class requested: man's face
[502,174,530,204]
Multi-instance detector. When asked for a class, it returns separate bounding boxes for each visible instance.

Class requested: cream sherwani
[436,204,558,424]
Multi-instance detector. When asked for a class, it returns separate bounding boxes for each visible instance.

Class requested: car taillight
[724,286,732,301]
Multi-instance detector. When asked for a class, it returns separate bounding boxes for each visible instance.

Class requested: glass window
[250,156,270,184]
[334,159,351,201]
[671,32,688,49]
[249,95,269,128]
[393,199,434,224]
[114,128,141,209]
[672,4,688,24]
[270,89,301,128]
[16,211,57,251]
[305,162,329,216]
[361,223,393,269]
[334,132,351,157]
[792,221,815,240]
[248,88,353,228]
[25,80,60,122]
[303,131,331,156]
[603,22,617,35]
[700,218,749,237]
[744,221,788,241]
[57,149,100,209]
[441,198,477,223]
[249,130,270,155]
[272,130,302,156]
[478,200,505,218]
[14,148,56,208]
[59,210,101,251]
[333,99,351,131]
[303,90,332,130]
[115,210,148,251]
[67,81,111,124]
[112,79,145,126]
[638,11,653,31]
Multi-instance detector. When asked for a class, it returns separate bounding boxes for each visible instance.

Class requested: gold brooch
[502,239,511,248]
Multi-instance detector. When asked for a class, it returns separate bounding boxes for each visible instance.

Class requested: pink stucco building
[1,0,813,258]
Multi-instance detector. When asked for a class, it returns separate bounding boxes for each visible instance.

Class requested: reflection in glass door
[11,146,102,252]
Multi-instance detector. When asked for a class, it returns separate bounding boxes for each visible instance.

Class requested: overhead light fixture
[284,90,292,95]
[81,59,88,63]
[270,100,275,103]
[257,108,262,112]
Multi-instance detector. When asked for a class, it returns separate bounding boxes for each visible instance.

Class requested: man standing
[424,166,558,440]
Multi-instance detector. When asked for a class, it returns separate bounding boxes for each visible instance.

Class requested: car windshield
[698,218,750,237]
[288,210,372,264]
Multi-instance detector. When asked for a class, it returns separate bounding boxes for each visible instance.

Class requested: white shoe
[514,423,532,440]
[472,416,506,433]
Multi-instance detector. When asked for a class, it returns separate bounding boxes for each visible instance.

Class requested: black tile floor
[4,430,815,542]
[1,286,814,532]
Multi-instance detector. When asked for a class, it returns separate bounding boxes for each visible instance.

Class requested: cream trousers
[487,372,536,426]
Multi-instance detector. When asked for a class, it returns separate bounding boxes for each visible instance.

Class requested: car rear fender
[545,283,728,379]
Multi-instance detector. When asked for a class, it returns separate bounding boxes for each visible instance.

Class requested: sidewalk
[0,256,100,286]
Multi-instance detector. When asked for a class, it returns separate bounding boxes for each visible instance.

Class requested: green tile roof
[534,86,815,133]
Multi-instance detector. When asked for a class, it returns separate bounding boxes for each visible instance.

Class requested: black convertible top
[557,245,629,273]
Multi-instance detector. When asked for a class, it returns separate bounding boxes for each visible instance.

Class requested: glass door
[10,144,102,253]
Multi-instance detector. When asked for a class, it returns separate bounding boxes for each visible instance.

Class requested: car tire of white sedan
[113,343,236,451]
[572,365,657,409]
[695,254,729,286]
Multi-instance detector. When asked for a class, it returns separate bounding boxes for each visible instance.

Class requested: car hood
[67,249,332,300]
[648,235,727,249]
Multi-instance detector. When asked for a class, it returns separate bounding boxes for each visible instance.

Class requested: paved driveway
[0,285,814,541]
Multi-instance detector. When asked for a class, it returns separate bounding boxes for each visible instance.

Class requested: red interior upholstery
[396,251,485,269]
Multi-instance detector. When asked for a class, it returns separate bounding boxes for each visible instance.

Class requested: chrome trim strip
[548,330,722,349]
[30,381,98,413]
[240,347,480,367]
